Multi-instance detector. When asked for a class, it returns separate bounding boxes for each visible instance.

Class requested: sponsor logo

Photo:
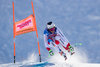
[17,20,31,29]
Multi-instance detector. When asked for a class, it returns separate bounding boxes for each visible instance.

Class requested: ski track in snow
[0,49,100,67]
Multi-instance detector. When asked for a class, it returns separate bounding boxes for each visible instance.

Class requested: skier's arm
[44,34,54,56]
[44,34,51,51]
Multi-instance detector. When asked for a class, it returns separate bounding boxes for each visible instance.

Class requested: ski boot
[49,49,54,56]
[68,46,75,55]
[71,52,75,55]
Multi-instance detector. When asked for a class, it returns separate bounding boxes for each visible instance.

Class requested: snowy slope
[0,52,100,67]
[0,48,93,67]
[1,62,100,67]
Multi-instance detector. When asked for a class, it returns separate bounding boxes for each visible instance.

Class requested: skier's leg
[58,47,67,60]
[53,44,67,60]
[55,36,75,55]
[65,43,75,55]
[53,36,66,57]
[47,39,56,56]
[54,36,68,50]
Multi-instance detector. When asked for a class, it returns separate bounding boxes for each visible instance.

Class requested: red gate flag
[15,15,36,36]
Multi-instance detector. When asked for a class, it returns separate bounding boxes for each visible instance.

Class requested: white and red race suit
[44,27,71,53]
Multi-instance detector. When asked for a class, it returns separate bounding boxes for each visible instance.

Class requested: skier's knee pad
[55,40,60,45]
[67,43,71,48]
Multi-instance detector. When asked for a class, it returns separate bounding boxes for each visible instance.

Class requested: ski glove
[48,39,53,44]
[49,49,54,56]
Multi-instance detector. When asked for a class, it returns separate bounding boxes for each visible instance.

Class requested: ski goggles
[49,27,55,31]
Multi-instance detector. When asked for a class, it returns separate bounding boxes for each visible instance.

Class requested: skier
[44,21,74,60]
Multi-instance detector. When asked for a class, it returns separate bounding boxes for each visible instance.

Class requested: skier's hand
[49,49,54,56]
[48,39,53,43]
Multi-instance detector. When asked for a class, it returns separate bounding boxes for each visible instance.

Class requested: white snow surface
[0,49,100,67]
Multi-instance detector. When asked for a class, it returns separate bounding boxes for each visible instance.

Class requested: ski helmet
[47,22,55,29]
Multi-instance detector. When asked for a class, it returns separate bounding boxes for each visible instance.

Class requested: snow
[0,60,100,67]
[0,49,100,67]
